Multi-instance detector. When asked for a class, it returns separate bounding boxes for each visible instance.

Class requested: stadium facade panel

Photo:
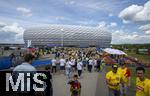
[23,24,111,47]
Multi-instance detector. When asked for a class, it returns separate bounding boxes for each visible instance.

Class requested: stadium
[23,24,112,47]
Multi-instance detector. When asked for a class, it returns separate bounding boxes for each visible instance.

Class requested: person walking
[97,57,101,72]
[66,58,72,79]
[82,57,87,71]
[136,67,150,96]
[77,59,83,78]
[13,53,36,96]
[60,56,66,74]
[88,58,93,72]
[118,62,131,96]
[93,58,97,71]
[13,53,36,71]
[51,57,57,73]
[71,57,76,71]
[68,74,81,96]
[106,64,121,96]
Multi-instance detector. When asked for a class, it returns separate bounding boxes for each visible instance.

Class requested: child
[68,74,81,96]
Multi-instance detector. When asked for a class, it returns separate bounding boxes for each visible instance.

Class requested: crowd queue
[11,47,150,96]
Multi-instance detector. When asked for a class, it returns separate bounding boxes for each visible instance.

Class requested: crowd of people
[106,63,150,96]
[10,47,150,96]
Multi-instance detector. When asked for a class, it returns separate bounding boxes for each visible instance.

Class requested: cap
[112,64,118,68]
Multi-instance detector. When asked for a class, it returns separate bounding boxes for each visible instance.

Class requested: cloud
[118,1,150,44]
[55,16,64,20]
[112,30,150,44]
[119,1,150,22]
[0,22,6,28]
[108,13,113,17]
[64,0,75,5]
[16,7,32,17]
[1,23,24,34]
[97,21,117,29]
[75,20,96,26]
[97,21,118,31]
[139,24,150,34]
[49,16,65,20]
[110,22,117,27]
[0,22,25,43]
[97,21,107,28]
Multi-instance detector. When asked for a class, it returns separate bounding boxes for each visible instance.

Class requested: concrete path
[95,70,108,96]
[52,70,108,96]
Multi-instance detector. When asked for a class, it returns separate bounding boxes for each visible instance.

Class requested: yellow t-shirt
[144,80,150,96]
[106,71,121,90]
[118,67,131,85]
[136,77,149,96]
[149,80,150,96]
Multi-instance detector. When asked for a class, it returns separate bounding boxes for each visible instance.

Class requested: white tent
[103,48,127,55]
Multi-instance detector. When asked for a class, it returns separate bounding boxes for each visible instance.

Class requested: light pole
[61,28,64,47]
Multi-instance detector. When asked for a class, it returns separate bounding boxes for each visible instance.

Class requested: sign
[27,40,32,47]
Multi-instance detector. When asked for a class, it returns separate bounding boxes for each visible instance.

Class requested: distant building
[24,24,112,48]
[0,42,24,48]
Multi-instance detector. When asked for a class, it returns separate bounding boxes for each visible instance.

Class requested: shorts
[60,66,65,70]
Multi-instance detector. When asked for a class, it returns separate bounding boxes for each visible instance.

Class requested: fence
[0,57,12,70]
[0,56,52,70]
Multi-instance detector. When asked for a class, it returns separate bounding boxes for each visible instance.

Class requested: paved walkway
[52,70,108,96]
[95,70,108,96]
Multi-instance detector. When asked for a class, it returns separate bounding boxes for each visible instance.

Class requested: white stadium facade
[23,24,112,48]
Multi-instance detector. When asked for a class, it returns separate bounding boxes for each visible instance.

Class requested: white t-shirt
[52,59,57,66]
[89,60,93,65]
[66,61,72,68]
[60,59,66,66]
[13,62,36,71]
[71,59,75,66]
[86,57,89,61]
[94,60,97,66]
[13,62,36,91]
[77,62,83,70]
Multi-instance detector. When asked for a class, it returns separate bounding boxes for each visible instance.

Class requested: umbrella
[103,48,127,55]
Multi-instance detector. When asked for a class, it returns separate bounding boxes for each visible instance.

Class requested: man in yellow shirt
[144,80,150,96]
[136,67,149,96]
[148,80,150,96]
[106,64,121,96]
[118,63,131,96]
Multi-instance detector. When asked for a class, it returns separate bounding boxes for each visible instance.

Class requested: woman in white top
[71,58,76,71]
[52,57,57,73]
[77,59,83,78]
[65,58,72,79]
[88,58,93,72]
[60,56,66,73]
[93,58,97,71]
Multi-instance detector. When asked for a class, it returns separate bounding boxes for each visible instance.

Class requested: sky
[0,0,150,44]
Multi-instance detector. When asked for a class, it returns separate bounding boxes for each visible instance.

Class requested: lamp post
[61,28,64,47]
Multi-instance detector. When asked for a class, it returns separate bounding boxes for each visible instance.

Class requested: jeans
[120,84,128,96]
[78,70,82,77]
[108,88,120,96]
[66,67,72,79]
[88,65,92,72]
[52,66,56,73]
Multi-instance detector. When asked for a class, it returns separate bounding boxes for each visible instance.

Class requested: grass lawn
[126,52,150,63]
[105,66,150,95]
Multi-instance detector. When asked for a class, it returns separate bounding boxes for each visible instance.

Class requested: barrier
[32,59,52,66]
[0,57,12,70]
[0,56,52,70]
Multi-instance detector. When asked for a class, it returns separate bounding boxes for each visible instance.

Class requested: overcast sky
[0,0,150,44]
